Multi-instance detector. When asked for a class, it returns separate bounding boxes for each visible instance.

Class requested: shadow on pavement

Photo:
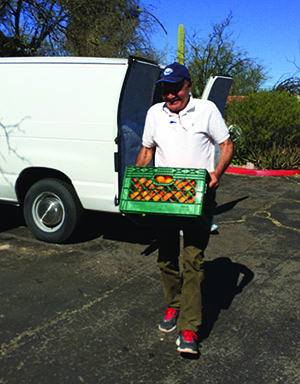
[75,210,156,245]
[0,196,249,249]
[0,203,156,246]
[0,203,25,232]
[214,196,249,215]
[199,257,254,342]
[175,257,254,360]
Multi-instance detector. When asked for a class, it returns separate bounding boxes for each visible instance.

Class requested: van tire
[23,178,83,244]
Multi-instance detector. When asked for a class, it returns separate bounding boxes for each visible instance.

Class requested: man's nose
[165,92,176,98]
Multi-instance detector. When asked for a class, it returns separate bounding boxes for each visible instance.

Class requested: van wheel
[23,178,83,244]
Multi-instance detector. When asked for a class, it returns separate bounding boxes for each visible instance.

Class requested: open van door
[201,75,233,165]
[201,75,233,117]
[117,57,162,199]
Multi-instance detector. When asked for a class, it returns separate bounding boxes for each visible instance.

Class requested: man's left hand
[209,172,219,190]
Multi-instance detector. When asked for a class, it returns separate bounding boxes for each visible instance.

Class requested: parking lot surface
[0,173,300,384]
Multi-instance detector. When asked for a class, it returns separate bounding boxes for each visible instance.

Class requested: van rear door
[117,57,162,201]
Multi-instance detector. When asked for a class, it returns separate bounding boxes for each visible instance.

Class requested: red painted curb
[225,167,300,176]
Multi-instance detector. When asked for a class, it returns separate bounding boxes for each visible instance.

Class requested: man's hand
[209,171,220,190]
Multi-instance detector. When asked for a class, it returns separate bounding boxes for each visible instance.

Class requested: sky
[142,0,300,88]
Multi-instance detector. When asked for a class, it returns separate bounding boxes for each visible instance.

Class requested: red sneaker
[158,308,179,333]
[176,330,199,354]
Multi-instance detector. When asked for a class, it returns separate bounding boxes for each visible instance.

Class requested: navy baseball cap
[157,62,191,83]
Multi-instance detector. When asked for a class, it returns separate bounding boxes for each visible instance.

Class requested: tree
[65,0,156,58]
[186,13,269,97]
[0,0,69,56]
[0,0,158,58]
[274,77,300,95]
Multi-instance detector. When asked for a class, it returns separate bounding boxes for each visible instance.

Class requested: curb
[225,167,300,176]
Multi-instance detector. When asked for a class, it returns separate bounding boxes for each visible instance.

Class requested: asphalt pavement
[0,172,300,384]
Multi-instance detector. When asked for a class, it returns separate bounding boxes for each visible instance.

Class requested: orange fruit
[132,191,142,200]
[179,195,188,203]
[156,175,165,183]
[134,182,142,191]
[162,192,173,201]
[144,179,152,187]
[164,176,173,183]
[175,191,182,199]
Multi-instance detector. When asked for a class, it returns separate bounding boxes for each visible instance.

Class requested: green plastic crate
[120,166,214,229]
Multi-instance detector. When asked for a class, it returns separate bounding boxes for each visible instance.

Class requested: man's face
[162,80,191,113]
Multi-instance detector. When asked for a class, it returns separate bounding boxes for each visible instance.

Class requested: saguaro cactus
[177,24,185,64]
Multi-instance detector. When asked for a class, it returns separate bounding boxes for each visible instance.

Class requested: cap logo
[163,68,173,76]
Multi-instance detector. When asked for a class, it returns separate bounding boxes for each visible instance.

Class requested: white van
[0,56,232,243]
[0,56,163,243]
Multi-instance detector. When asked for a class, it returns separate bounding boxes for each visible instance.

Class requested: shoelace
[163,308,178,321]
[182,330,198,342]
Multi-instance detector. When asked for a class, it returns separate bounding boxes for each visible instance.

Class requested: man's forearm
[209,138,234,189]
[214,138,234,179]
[135,146,155,166]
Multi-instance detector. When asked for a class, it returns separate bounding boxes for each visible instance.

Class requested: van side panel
[0,59,127,212]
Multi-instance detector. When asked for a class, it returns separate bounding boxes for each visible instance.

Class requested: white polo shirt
[142,97,230,172]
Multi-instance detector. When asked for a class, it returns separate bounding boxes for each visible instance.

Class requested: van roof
[0,57,129,65]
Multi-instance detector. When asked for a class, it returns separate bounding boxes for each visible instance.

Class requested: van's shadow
[0,204,25,232]
[78,196,249,244]
[0,204,155,245]
[76,211,156,245]
[0,195,249,246]
[198,257,254,342]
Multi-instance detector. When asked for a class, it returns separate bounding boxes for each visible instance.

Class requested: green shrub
[225,90,300,169]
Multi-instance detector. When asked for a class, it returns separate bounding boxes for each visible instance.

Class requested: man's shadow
[198,257,254,342]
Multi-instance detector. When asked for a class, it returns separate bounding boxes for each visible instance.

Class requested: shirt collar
[162,95,196,116]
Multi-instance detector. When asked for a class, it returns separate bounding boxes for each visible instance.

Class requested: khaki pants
[157,226,210,333]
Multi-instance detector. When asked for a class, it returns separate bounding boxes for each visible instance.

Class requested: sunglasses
[162,80,186,96]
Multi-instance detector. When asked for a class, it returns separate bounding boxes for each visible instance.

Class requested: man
[136,62,233,354]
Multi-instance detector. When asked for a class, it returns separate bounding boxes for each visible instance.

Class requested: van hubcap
[32,192,65,232]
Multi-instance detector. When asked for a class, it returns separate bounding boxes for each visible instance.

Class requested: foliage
[273,77,300,95]
[0,0,68,56]
[226,90,300,169]
[186,13,268,98]
[0,0,159,59]
[65,0,157,58]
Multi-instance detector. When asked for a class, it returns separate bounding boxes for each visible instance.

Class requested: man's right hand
[135,146,155,166]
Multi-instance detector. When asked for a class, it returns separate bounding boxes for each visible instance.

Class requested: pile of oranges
[129,175,197,204]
